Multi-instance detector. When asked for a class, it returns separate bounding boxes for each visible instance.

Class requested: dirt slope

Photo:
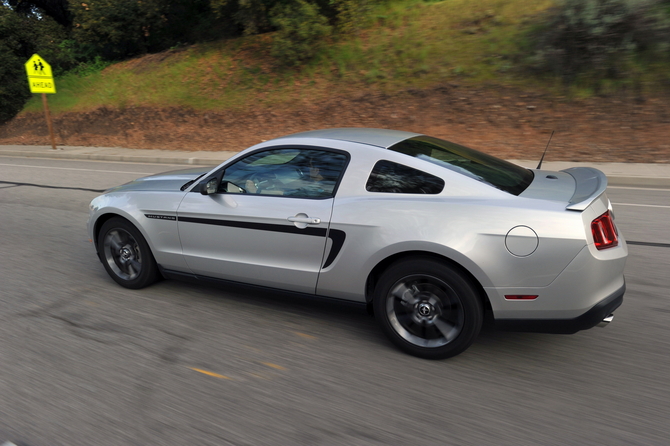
[1,85,669,163]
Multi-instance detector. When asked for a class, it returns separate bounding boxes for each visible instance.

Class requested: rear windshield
[388,136,534,195]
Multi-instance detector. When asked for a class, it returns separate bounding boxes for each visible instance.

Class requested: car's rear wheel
[373,257,483,359]
[98,217,159,289]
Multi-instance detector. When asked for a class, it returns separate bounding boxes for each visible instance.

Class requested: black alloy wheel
[98,217,159,289]
[374,257,483,359]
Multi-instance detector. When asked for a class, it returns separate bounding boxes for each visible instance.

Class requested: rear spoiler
[562,167,608,211]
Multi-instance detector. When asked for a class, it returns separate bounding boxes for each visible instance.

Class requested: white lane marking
[0,162,154,175]
[612,202,670,209]
[609,186,670,192]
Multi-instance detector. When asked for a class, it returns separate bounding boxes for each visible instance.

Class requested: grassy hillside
[6,0,670,164]
[22,0,556,114]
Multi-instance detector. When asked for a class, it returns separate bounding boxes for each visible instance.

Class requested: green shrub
[329,0,372,34]
[217,0,274,36]
[525,0,670,85]
[270,0,332,66]
[0,47,31,124]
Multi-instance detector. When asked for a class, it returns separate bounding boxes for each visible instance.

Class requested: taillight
[591,210,618,250]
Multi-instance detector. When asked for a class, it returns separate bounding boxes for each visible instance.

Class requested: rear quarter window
[366,160,445,194]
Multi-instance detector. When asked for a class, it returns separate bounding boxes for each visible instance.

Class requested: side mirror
[199,177,219,195]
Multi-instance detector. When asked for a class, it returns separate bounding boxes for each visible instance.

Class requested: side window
[220,148,348,199]
[366,160,445,194]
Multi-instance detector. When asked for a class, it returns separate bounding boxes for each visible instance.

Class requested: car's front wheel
[374,257,483,359]
[98,217,159,289]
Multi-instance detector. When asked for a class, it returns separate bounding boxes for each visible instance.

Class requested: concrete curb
[0,146,235,166]
[606,176,670,188]
[509,160,670,188]
[0,149,228,166]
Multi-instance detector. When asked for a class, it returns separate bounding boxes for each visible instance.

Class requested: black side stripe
[178,216,346,267]
[323,229,346,269]
[178,216,327,237]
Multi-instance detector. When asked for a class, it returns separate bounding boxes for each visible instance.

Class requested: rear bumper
[494,281,625,334]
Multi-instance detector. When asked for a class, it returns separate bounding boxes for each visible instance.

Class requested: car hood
[104,167,212,193]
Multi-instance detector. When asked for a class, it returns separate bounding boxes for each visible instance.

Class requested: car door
[176,147,349,294]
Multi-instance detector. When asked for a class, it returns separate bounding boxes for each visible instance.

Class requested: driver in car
[245,155,329,196]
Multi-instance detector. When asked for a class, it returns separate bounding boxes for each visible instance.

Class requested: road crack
[0,180,105,193]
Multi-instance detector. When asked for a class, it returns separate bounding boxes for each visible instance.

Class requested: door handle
[287,216,321,225]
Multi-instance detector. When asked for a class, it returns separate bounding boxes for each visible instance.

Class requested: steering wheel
[249,173,278,193]
[295,167,306,178]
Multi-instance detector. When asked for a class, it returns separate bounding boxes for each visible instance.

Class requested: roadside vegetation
[2,0,670,122]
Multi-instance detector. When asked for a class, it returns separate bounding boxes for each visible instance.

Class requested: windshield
[388,136,534,195]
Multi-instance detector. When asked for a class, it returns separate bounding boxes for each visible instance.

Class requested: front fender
[88,191,189,271]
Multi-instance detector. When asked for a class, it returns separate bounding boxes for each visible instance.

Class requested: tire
[97,217,159,289]
[373,257,483,359]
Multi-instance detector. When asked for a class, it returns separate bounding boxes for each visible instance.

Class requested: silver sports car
[88,128,627,359]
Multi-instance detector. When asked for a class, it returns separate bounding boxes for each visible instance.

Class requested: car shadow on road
[148,277,577,361]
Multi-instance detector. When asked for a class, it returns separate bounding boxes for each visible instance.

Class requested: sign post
[25,54,57,150]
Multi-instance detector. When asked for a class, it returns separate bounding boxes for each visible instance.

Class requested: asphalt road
[0,157,668,446]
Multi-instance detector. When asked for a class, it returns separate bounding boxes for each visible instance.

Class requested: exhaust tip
[597,314,614,328]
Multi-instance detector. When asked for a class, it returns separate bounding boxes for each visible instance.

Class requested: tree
[0,5,32,123]
[0,4,72,123]
[6,0,72,27]
[70,0,217,60]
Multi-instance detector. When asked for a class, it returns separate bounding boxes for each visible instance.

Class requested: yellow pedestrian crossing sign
[25,54,56,94]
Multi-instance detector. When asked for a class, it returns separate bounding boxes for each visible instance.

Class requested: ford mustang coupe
[88,128,627,359]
